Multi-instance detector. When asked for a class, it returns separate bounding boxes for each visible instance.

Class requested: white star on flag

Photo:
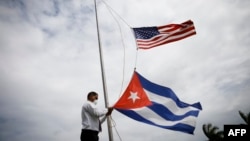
[128,91,140,103]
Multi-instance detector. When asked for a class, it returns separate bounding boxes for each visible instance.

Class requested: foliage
[239,110,250,125]
[202,110,249,141]
[202,123,223,141]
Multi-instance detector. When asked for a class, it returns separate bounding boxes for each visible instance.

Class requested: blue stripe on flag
[136,72,202,110]
[116,108,196,134]
[148,102,200,121]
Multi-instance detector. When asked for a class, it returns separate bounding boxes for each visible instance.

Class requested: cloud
[0,0,250,141]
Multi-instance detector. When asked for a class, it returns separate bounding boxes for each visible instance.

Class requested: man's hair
[87,91,98,100]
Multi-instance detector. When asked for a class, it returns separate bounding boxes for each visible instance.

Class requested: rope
[101,0,131,28]
[99,1,139,140]
[100,1,128,140]
[110,116,123,141]
[100,0,140,70]
[101,0,131,98]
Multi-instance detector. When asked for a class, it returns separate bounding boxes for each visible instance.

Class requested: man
[81,91,113,141]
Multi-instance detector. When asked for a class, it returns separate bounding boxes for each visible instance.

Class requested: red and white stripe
[136,20,196,49]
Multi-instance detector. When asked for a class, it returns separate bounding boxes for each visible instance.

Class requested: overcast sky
[0,0,250,141]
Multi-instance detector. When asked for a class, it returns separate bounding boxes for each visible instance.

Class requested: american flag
[132,20,196,49]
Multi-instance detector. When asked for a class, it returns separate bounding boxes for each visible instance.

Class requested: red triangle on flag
[113,72,152,109]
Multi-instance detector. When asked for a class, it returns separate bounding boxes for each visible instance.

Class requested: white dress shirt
[81,101,108,132]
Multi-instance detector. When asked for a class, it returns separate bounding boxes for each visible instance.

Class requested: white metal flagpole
[93,0,114,140]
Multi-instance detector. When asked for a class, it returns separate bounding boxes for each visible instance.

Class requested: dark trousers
[81,129,99,141]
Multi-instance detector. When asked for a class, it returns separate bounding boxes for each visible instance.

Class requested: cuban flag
[113,71,202,134]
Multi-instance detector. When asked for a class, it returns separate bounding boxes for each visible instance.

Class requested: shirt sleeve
[85,102,108,117]
[100,115,107,124]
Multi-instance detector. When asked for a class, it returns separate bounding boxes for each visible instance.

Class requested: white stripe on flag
[137,29,196,48]
[133,107,197,127]
[145,89,198,115]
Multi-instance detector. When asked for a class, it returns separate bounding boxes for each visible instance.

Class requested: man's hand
[106,107,113,116]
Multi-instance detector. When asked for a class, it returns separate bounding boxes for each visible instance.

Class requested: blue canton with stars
[133,27,160,39]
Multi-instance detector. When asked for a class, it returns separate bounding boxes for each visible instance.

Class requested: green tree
[239,110,250,125]
[202,111,249,141]
[202,123,223,141]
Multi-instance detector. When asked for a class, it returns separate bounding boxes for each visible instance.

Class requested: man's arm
[106,107,113,116]
[100,107,114,124]
[85,103,108,117]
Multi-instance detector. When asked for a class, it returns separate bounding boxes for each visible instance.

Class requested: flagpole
[93,0,114,141]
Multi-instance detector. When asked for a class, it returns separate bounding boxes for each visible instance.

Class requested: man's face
[90,95,98,102]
